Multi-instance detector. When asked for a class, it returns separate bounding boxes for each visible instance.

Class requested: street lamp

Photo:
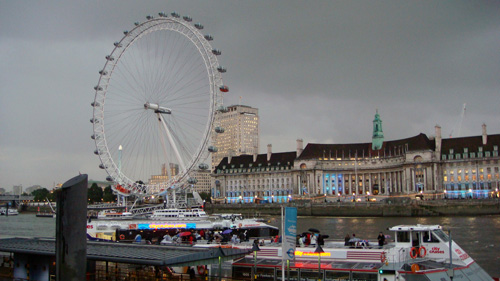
[366,191,370,201]
[444,189,447,199]
[315,244,324,281]
[352,192,356,202]
[469,188,473,199]
[239,195,243,204]
[251,241,260,281]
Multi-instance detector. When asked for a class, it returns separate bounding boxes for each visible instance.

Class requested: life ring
[380,252,387,263]
[411,263,420,272]
[238,223,242,228]
[419,246,427,258]
[119,234,125,240]
[197,265,206,275]
[409,247,418,259]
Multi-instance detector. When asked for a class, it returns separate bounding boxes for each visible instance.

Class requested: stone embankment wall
[205,199,500,217]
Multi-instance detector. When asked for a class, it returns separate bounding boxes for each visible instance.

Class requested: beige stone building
[212,112,500,203]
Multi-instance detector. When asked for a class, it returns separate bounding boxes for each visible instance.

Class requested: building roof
[215,152,296,170]
[441,134,500,154]
[0,237,251,266]
[298,134,434,160]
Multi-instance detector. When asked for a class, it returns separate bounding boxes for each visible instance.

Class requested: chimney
[296,139,303,158]
[435,125,442,153]
[267,144,272,162]
[482,123,487,145]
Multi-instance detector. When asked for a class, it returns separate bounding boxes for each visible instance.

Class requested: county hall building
[212,112,500,203]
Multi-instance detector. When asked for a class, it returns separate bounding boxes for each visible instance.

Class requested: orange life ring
[238,223,242,228]
[411,263,420,272]
[409,247,418,259]
[119,234,125,240]
[419,246,427,258]
[197,265,205,275]
[380,252,387,263]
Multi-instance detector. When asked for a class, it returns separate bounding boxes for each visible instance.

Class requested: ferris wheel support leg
[157,113,187,172]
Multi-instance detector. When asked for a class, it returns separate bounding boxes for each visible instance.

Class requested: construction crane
[449,103,466,138]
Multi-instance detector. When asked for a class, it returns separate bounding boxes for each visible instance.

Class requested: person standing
[377,232,386,247]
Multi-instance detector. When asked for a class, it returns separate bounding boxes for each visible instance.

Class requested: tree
[31,188,50,202]
[103,185,116,202]
[199,192,211,203]
[88,183,103,204]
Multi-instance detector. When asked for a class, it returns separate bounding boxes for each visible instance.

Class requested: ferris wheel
[91,12,227,196]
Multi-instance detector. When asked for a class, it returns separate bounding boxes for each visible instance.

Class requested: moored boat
[96,210,134,220]
[223,224,493,281]
[0,208,19,216]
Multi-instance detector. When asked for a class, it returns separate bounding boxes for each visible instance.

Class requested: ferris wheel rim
[92,14,224,195]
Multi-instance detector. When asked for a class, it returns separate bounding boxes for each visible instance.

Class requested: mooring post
[56,174,88,281]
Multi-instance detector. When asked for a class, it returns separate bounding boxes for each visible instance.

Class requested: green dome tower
[372,110,384,150]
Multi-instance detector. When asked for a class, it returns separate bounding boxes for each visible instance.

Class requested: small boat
[97,210,134,220]
[36,212,55,218]
[0,208,18,216]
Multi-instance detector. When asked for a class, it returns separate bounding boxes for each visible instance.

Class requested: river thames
[1,214,499,278]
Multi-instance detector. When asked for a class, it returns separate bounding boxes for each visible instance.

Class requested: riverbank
[204,198,500,217]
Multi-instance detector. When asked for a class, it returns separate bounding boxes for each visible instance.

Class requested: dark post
[56,174,88,281]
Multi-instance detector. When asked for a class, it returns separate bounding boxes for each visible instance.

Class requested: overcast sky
[1,1,499,190]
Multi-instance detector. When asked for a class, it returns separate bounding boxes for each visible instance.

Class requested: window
[397,231,410,242]
[432,229,449,242]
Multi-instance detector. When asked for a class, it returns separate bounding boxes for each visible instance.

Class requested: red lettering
[86,225,93,229]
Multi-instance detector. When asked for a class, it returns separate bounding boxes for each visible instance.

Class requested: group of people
[342,232,387,248]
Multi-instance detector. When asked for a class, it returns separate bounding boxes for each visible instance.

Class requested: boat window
[396,231,410,242]
[432,229,449,242]
[423,231,440,243]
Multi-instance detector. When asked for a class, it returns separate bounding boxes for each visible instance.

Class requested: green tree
[31,188,50,202]
[199,192,211,203]
[103,185,116,202]
[88,183,103,204]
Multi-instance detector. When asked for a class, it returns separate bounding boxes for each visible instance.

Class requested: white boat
[221,224,493,281]
[0,208,18,216]
[149,207,209,221]
[97,210,134,220]
[87,212,279,241]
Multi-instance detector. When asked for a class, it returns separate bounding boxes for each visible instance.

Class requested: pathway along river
[1,214,499,278]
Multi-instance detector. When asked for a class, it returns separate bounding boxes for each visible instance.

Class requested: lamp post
[366,191,370,202]
[251,241,260,281]
[315,244,324,281]
[469,188,473,199]
[352,192,356,202]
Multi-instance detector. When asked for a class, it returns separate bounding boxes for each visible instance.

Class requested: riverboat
[0,208,18,216]
[87,214,279,242]
[96,210,134,220]
[148,207,209,221]
[215,224,493,281]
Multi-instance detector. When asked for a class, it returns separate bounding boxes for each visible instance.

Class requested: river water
[1,214,499,278]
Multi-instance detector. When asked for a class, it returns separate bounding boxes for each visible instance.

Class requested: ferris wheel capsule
[183,16,192,22]
[217,66,226,73]
[212,49,221,55]
[194,23,203,29]
[187,178,198,184]
[198,163,209,170]
[204,35,213,41]
[219,85,229,92]
[171,12,180,18]
[215,127,225,133]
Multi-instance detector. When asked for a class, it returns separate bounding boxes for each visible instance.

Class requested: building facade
[211,105,259,168]
[212,113,500,202]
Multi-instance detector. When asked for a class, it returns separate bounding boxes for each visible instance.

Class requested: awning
[0,238,251,266]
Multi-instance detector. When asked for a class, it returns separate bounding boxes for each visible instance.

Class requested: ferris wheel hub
[144,102,171,114]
